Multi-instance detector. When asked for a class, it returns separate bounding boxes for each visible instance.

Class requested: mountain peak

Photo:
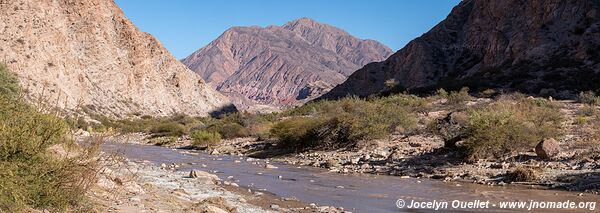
[183,18,393,111]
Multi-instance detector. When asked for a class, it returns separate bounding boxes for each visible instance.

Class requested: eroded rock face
[182,18,393,110]
[0,0,232,117]
[323,0,600,99]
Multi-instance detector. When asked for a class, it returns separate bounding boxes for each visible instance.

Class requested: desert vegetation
[93,87,572,162]
[0,65,99,211]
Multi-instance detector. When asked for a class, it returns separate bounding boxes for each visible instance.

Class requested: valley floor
[122,99,600,195]
[87,152,342,213]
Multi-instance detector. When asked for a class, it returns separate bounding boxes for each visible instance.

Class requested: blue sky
[115,0,461,59]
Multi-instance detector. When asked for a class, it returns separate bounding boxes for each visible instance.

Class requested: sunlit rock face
[0,0,233,117]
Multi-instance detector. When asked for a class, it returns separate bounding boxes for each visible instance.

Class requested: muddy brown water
[102,143,598,213]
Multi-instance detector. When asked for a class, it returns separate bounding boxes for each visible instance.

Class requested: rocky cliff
[323,0,600,99]
[0,0,233,117]
[182,18,392,110]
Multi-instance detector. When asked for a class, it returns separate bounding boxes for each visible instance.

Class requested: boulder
[535,138,560,160]
[189,170,220,184]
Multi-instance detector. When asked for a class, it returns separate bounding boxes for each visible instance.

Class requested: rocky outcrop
[0,0,232,117]
[323,0,600,99]
[182,18,392,110]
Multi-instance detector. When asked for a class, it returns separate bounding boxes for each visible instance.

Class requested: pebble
[265,164,278,169]
[270,204,280,209]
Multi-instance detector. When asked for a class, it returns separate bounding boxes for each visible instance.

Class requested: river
[102,142,598,213]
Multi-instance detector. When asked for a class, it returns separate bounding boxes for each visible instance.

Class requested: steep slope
[182,18,393,110]
[0,0,233,117]
[323,0,600,99]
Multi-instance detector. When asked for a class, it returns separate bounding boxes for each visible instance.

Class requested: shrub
[461,96,563,160]
[270,117,325,148]
[207,122,249,139]
[447,87,472,105]
[436,88,448,98]
[149,122,186,137]
[273,95,417,150]
[190,131,222,149]
[578,91,600,105]
[0,67,98,211]
[0,64,20,99]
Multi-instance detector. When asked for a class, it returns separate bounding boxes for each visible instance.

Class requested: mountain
[182,18,393,110]
[0,0,233,117]
[323,0,600,99]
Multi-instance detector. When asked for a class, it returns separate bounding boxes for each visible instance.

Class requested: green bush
[272,96,417,150]
[461,96,563,160]
[0,66,97,211]
[447,87,472,105]
[578,91,600,105]
[149,122,186,137]
[270,117,325,148]
[190,131,222,148]
[0,64,20,99]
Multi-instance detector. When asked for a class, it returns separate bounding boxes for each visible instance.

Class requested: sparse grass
[0,65,99,211]
[190,131,222,149]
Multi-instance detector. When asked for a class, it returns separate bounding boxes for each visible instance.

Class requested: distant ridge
[182,18,393,110]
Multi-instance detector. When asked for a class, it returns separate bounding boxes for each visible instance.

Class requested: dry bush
[506,166,540,182]
[461,95,563,160]
[0,65,101,211]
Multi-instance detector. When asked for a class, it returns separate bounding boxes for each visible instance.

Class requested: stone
[264,164,278,169]
[535,138,561,160]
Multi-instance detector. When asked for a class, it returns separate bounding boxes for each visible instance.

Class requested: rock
[321,0,600,100]
[270,204,280,209]
[535,138,560,160]
[0,0,232,117]
[210,150,220,155]
[264,164,278,169]
[188,197,236,213]
[189,170,199,178]
[188,170,220,184]
[372,150,389,158]
[350,157,360,164]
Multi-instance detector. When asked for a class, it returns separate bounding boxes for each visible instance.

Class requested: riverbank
[87,149,347,212]
[92,93,600,196]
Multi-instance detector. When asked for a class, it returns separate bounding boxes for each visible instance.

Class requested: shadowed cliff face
[323,0,600,100]
[0,0,232,117]
[182,18,393,110]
